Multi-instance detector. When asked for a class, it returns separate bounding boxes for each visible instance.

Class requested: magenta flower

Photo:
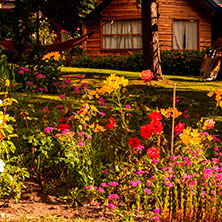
[144,188,151,194]
[24,68,30,72]
[76,75,84,79]
[154,216,160,221]
[101,183,107,188]
[97,187,105,193]
[78,142,84,147]
[107,203,116,209]
[99,112,105,117]
[108,181,119,187]
[37,74,46,78]
[146,181,152,186]
[125,105,131,109]
[108,194,119,200]
[60,94,66,99]
[129,181,137,187]
[154,208,160,214]
[19,70,24,74]
[86,185,93,190]
[44,127,54,134]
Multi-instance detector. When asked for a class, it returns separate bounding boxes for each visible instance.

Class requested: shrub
[71,50,206,76]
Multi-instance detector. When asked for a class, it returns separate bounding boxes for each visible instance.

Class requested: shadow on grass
[126,84,222,134]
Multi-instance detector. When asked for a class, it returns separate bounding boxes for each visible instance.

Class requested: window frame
[101,19,143,51]
[172,18,200,50]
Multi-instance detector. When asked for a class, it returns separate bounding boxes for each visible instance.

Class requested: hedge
[71,50,207,76]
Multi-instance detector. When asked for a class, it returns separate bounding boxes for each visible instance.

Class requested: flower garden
[0,49,222,221]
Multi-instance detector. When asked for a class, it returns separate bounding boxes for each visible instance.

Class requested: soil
[0,182,113,221]
[0,182,151,222]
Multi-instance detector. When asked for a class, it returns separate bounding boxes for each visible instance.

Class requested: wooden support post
[171,83,176,155]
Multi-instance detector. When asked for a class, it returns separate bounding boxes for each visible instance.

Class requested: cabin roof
[83,0,222,22]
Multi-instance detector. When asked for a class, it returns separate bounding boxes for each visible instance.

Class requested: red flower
[175,122,185,135]
[128,137,141,148]
[141,69,154,83]
[148,112,162,121]
[149,119,163,134]
[105,116,116,130]
[59,117,66,123]
[140,124,153,139]
[147,147,159,159]
[58,123,70,131]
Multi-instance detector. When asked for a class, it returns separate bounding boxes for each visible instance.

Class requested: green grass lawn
[60,67,222,133]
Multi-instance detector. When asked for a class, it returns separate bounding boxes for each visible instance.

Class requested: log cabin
[83,0,222,57]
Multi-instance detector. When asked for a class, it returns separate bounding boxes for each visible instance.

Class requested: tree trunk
[141,0,163,80]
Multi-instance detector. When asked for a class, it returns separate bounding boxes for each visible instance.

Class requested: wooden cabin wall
[158,0,211,50]
[85,0,212,56]
[85,0,141,57]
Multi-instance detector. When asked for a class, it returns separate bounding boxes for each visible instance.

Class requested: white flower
[0,159,5,173]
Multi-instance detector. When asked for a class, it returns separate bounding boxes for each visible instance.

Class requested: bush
[71,50,206,76]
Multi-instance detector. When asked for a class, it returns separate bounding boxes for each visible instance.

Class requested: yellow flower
[5,79,10,87]
[180,127,201,145]
[207,91,214,97]
[207,135,213,141]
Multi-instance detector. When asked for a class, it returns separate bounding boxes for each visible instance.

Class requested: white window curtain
[173,20,198,50]
[103,20,142,49]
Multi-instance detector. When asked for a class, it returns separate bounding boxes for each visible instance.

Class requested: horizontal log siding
[85,0,212,56]
[85,0,141,56]
[158,0,211,50]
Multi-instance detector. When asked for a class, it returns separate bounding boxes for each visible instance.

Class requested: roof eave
[83,0,112,22]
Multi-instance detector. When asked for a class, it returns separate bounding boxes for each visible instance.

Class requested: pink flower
[97,187,105,193]
[144,188,151,194]
[11,84,16,88]
[37,74,46,78]
[78,142,84,147]
[141,69,154,83]
[154,208,160,214]
[86,185,93,190]
[19,70,24,74]
[76,75,84,79]
[85,134,92,139]
[125,105,131,109]
[108,181,119,187]
[44,127,54,134]
[108,194,119,200]
[154,216,160,221]
[101,183,107,188]
[24,68,30,72]
[203,119,215,129]
[129,181,137,187]
[107,203,116,209]
[99,112,105,117]
[60,94,66,99]
[146,181,152,186]
[103,169,109,174]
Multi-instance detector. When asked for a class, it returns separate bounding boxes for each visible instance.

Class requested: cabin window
[173,20,198,50]
[103,20,142,49]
